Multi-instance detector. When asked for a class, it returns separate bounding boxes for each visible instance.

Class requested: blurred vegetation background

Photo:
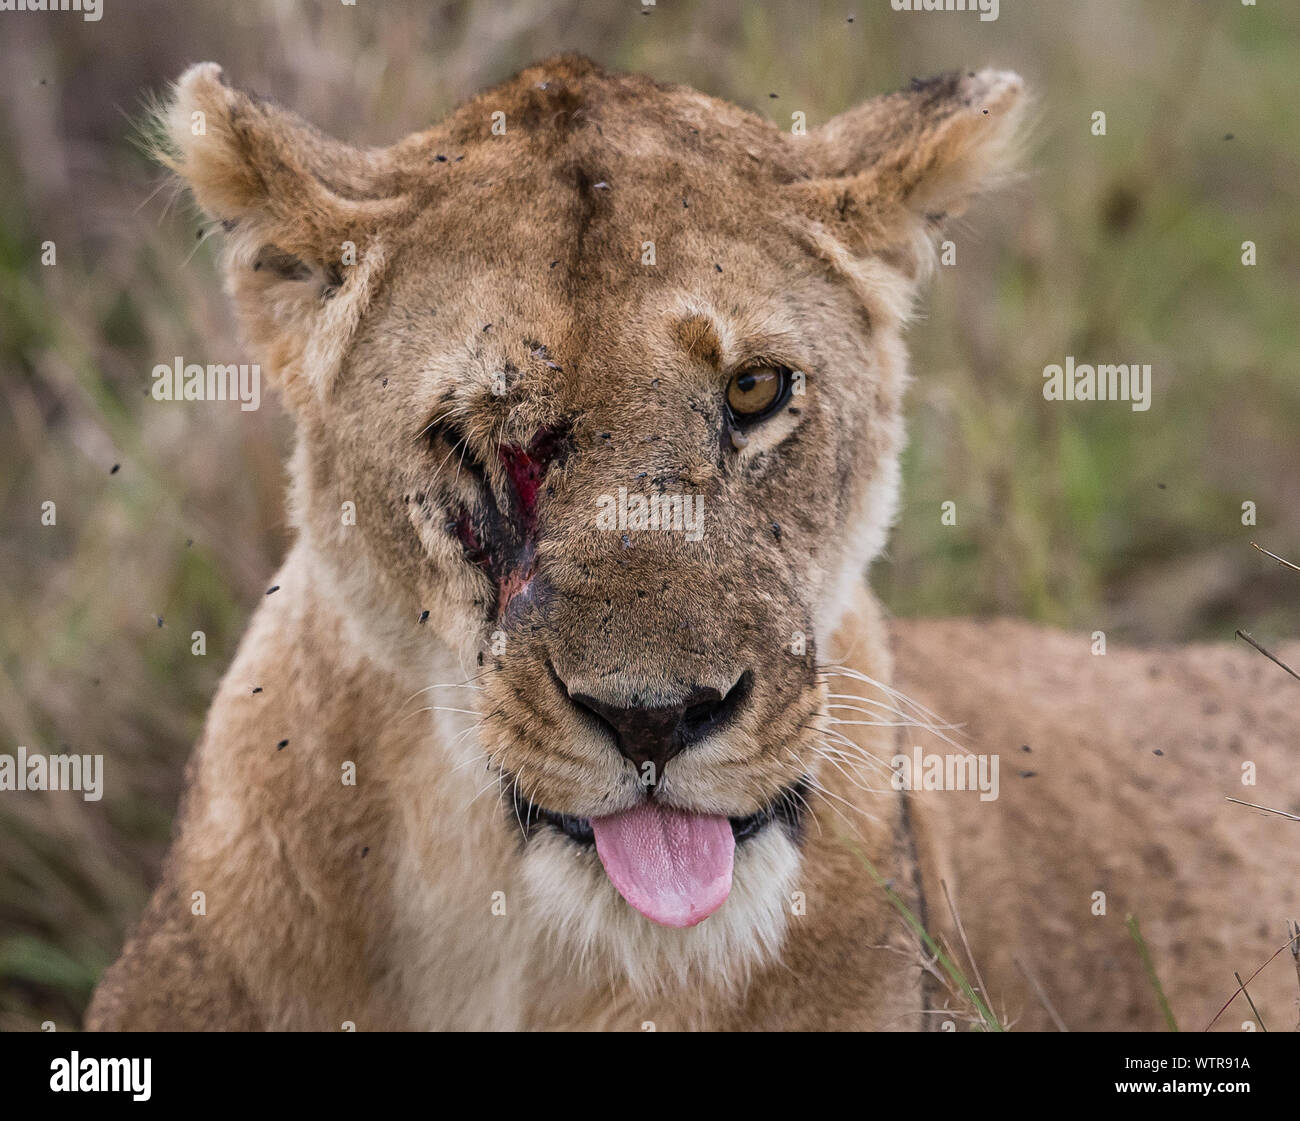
[1,0,1297,1031]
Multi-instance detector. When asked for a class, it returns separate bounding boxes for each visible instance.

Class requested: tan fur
[896,618,1299,1032]
[88,57,1295,1032]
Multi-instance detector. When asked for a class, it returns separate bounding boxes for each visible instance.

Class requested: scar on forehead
[673,314,723,367]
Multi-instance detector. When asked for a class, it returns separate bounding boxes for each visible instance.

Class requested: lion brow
[672,313,723,368]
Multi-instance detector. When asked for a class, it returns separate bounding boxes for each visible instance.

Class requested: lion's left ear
[785,69,1024,276]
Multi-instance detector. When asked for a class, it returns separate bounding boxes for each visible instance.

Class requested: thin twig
[1234,629,1300,682]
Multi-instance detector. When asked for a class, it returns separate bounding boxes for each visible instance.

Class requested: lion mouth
[512,779,810,847]
[509,779,810,928]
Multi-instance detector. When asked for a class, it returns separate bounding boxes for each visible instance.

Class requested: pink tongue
[590,802,734,928]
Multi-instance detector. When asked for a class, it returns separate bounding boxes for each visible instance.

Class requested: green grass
[850,840,1005,1031]
[1126,913,1179,1032]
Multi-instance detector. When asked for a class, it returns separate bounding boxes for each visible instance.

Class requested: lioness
[88,56,1297,1032]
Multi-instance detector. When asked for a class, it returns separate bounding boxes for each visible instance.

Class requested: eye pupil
[726,365,791,424]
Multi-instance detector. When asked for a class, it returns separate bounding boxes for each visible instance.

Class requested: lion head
[158,55,1022,989]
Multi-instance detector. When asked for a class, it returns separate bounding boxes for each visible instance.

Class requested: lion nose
[564,674,751,783]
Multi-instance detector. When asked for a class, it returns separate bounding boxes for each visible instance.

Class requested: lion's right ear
[153,63,403,402]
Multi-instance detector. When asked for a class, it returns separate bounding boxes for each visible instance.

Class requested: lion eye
[725,365,790,424]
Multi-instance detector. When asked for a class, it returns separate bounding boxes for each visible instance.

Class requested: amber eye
[726,365,791,424]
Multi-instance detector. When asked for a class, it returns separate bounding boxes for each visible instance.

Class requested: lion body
[86,56,1298,1032]
[88,571,1299,1030]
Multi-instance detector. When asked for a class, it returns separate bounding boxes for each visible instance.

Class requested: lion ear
[786,69,1024,276]
[154,63,400,401]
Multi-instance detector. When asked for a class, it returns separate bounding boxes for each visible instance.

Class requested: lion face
[161,55,1021,976]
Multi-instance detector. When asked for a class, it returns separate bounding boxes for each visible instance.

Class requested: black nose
[563,673,752,784]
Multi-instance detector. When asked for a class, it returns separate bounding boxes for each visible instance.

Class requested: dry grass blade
[1013,957,1069,1032]
[1234,629,1300,682]
[1233,970,1266,1032]
[1224,796,1300,822]
[1288,920,1300,1031]
[1250,541,1300,574]
[941,879,993,1016]
[1203,932,1299,1031]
